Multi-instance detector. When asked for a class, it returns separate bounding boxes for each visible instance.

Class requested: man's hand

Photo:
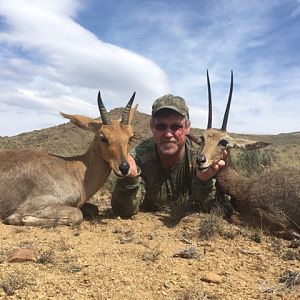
[195,150,227,182]
[127,155,138,177]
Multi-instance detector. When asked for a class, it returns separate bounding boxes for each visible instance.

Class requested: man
[111,94,226,217]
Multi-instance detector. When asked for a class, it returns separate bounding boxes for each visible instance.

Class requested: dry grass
[36,249,55,264]
[178,289,209,300]
[279,270,300,289]
[142,248,163,262]
[249,229,263,243]
[1,271,35,296]
[282,249,300,261]
[198,207,224,240]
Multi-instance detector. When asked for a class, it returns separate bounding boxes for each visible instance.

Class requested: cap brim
[152,106,187,116]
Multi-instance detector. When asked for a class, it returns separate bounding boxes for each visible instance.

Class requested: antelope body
[189,71,300,239]
[0,92,137,226]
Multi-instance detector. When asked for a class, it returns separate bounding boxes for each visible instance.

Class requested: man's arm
[190,177,217,212]
[111,155,143,218]
[195,150,227,181]
[190,152,227,211]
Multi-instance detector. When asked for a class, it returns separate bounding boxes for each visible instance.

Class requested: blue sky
[0,0,300,136]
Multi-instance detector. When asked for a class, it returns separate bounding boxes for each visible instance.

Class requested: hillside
[1,108,299,171]
[0,109,151,156]
[0,109,299,299]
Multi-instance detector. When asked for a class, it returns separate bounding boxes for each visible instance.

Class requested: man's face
[150,112,190,157]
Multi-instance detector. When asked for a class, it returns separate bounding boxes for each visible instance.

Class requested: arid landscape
[0,109,299,299]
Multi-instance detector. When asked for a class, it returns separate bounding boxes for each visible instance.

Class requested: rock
[201,272,223,284]
[2,285,15,296]
[173,247,200,259]
[7,247,36,263]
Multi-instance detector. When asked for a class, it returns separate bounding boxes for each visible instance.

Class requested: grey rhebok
[188,71,300,239]
[0,91,138,226]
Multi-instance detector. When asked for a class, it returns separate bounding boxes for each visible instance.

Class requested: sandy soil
[0,194,299,300]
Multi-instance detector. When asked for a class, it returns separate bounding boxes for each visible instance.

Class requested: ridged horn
[121,92,136,125]
[97,91,111,125]
[206,70,212,129]
[221,70,233,131]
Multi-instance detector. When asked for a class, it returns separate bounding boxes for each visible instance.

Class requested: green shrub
[231,149,277,176]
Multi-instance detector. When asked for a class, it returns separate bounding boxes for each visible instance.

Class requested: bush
[231,149,276,176]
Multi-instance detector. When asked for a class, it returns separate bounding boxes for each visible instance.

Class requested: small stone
[164,282,170,289]
[205,291,221,299]
[2,285,15,296]
[173,247,200,259]
[6,247,36,263]
[201,272,223,284]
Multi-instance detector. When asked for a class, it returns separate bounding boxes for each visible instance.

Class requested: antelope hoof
[276,230,300,240]
[3,214,22,225]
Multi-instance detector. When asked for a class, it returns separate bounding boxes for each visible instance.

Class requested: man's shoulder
[186,139,198,158]
[131,138,156,164]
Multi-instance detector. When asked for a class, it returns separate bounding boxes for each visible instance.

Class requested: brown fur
[0,100,138,226]
[217,162,300,237]
[190,128,300,239]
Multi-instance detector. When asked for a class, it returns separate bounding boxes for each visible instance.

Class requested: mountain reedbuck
[188,71,300,239]
[0,92,138,226]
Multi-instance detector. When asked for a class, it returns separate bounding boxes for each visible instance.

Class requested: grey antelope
[0,91,138,226]
[188,71,300,239]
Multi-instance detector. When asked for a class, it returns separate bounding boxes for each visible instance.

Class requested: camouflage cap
[152,94,189,118]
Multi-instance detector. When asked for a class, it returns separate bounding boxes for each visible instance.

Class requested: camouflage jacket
[111,138,217,217]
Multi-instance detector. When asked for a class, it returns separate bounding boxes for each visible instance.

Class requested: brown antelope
[188,71,300,239]
[0,91,138,226]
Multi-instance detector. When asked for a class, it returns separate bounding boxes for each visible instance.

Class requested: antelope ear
[230,137,270,150]
[186,134,203,145]
[129,104,139,123]
[60,112,102,131]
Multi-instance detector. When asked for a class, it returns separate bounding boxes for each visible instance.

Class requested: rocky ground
[0,193,299,299]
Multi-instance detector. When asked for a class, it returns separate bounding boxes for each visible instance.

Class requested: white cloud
[0,0,170,136]
[0,0,299,136]
[0,101,63,137]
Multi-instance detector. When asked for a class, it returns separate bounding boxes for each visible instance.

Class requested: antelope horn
[121,92,136,125]
[97,91,111,125]
[206,70,212,129]
[221,70,233,131]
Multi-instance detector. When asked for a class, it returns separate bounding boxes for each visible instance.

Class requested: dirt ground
[0,192,299,300]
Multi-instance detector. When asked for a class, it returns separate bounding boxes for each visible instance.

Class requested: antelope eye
[129,135,134,141]
[218,139,228,147]
[100,135,108,143]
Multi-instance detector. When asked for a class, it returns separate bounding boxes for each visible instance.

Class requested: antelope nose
[119,161,130,175]
[196,154,206,166]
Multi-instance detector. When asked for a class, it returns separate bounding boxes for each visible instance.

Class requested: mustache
[161,138,177,143]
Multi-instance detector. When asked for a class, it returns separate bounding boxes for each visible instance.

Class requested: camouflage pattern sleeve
[111,145,146,218]
[111,168,143,218]
[187,141,217,211]
[190,177,217,212]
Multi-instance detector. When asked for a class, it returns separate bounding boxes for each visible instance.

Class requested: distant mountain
[0,108,151,156]
[0,108,299,171]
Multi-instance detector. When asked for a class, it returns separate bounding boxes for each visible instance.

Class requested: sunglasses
[154,123,184,132]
